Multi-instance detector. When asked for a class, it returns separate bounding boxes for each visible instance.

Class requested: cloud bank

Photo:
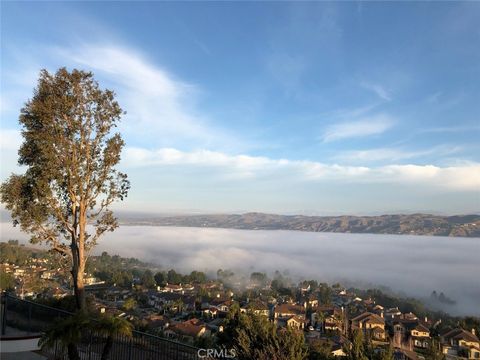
[123,146,480,191]
[3,223,478,316]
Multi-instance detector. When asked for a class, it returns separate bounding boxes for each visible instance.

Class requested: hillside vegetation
[119,213,480,237]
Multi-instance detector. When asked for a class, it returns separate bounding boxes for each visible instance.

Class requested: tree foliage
[140,269,156,289]
[250,272,269,287]
[425,338,446,360]
[94,315,133,360]
[345,330,369,360]
[219,305,308,360]
[39,313,132,360]
[167,269,183,284]
[308,340,335,360]
[39,312,90,360]
[122,297,137,311]
[154,271,166,286]
[0,269,15,290]
[1,68,129,310]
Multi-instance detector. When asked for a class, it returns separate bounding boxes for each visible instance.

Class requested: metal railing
[1,293,206,360]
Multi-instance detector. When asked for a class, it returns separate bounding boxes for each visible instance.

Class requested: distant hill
[118,212,480,237]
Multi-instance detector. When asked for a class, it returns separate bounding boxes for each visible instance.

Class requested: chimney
[472,328,476,336]
[425,316,428,323]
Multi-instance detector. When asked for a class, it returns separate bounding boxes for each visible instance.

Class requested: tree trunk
[75,268,86,311]
[67,342,80,360]
[101,336,114,360]
[75,205,87,311]
[71,247,86,311]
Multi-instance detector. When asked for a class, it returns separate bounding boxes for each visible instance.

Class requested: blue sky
[1,2,479,215]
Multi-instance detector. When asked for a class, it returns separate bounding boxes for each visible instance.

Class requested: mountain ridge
[117,212,480,237]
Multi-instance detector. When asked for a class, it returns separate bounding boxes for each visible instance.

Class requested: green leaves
[94,315,133,338]
[38,312,90,351]
[1,67,130,310]
[39,312,133,360]
[221,308,309,360]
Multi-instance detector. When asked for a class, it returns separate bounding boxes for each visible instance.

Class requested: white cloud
[380,164,480,192]
[57,44,242,151]
[334,145,464,163]
[124,147,289,180]
[123,146,480,191]
[321,114,395,142]
[361,82,392,101]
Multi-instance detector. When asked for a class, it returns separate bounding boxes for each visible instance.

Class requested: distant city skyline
[1,2,479,214]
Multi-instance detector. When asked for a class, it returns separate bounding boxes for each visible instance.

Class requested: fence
[1,294,206,360]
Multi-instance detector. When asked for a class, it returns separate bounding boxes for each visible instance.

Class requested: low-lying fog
[2,223,479,316]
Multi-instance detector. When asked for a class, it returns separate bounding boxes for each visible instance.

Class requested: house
[41,270,55,280]
[441,328,480,359]
[201,281,221,291]
[311,306,344,332]
[279,315,305,330]
[162,283,183,293]
[351,312,386,341]
[411,323,430,349]
[209,296,232,307]
[392,319,430,350]
[182,284,195,292]
[333,292,351,307]
[149,292,183,310]
[145,314,170,332]
[214,299,236,313]
[411,322,430,337]
[164,318,208,343]
[202,306,219,318]
[274,303,306,329]
[274,303,305,318]
[363,298,375,307]
[301,294,319,308]
[206,318,224,333]
[84,276,104,285]
[13,267,26,277]
[385,307,402,321]
[401,312,418,321]
[372,304,384,317]
[241,300,269,317]
[105,286,132,302]
[331,344,347,357]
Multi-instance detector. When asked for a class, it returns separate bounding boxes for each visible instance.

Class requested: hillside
[118,213,480,237]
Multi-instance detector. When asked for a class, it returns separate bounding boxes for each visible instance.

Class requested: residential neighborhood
[1,241,479,360]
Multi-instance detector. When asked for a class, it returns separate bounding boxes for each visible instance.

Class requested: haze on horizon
[2,223,479,316]
[1,2,479,215]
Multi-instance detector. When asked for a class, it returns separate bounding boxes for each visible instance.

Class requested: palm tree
[316,310,326,333]
[172,298,184,314]
[94,315,133,360]
[39,312,90,360]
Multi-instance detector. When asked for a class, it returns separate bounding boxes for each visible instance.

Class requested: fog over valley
[1,223,479,316]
